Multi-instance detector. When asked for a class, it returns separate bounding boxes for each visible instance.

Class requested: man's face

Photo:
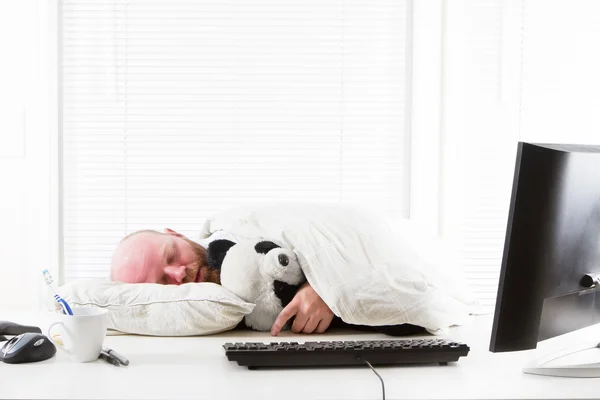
[110,229,208,284]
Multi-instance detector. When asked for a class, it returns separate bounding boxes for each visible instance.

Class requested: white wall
[0,0,56,312]
[520,0,600,144]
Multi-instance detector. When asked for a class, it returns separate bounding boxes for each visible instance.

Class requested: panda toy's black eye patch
[254,241,280,254]
[206,239,236,271]
[278,254,289,266]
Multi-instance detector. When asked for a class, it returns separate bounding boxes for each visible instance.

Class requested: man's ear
[164,228,184,237]
[206,239,236,271]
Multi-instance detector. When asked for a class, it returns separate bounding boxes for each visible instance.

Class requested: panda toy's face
[206,239,306,331]
[255,240,305,307]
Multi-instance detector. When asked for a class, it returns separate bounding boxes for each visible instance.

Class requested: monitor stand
[523,341,600,378]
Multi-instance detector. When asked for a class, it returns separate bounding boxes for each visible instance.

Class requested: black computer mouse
[0,332,56,364]
[0,321,42,336]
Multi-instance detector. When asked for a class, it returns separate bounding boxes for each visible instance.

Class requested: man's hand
[270,282,334,336]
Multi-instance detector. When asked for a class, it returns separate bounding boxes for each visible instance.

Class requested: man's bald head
[110,228,209,284]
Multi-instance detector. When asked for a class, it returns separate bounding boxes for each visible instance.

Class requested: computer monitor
[489,141,600,377]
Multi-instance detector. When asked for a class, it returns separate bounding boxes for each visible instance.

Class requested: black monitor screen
[490,142,600,352]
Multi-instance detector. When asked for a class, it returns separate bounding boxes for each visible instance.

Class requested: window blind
[449,0,600,310]
[458,0,510,309]
[441,0,522,310]
[60,0,411,281]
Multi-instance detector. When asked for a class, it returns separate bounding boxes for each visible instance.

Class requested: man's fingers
[302,317,320,333]
[315,315,334,334]
[271,302,298,336]
[291,312,309,333]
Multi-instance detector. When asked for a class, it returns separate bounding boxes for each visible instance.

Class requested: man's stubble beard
[185,238,221,285]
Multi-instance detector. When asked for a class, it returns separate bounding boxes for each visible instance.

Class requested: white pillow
[57,279,255,336]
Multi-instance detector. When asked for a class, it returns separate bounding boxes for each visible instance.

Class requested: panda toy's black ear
[206,239,236,271]
[254,240,280,254]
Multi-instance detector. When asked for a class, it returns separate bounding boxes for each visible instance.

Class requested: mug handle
[47,322,71,355]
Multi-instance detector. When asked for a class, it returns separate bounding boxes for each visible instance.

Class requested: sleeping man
[109,228,335,336]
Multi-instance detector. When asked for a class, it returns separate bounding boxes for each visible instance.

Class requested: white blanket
[201,202,482,334]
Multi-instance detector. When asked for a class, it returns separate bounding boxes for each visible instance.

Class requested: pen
[99,350,121,367]
[102,346,130,366]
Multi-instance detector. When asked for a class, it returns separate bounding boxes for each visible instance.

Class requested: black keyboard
[223,338,470,369]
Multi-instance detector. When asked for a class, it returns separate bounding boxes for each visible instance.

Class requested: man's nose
[164,265,187,284]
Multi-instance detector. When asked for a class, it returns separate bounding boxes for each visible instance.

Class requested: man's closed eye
[165,242,177,265]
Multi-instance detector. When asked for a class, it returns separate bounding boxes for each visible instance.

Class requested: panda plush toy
[205,239,307,331]
[205,238,428,336]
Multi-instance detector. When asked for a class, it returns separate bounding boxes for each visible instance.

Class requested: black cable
[359,357,385,400]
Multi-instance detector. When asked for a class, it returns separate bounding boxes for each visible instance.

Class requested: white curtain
[60,0,411,281]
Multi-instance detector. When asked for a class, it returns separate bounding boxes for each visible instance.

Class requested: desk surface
[1,312,599,400]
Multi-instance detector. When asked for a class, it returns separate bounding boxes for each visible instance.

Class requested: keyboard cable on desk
[358,356,386,400]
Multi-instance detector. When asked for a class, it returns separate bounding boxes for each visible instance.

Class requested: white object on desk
[47,307,108,363]
[1,313,600,400]
[523,341,600,378]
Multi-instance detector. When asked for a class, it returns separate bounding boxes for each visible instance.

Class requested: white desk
[1,313,599,400]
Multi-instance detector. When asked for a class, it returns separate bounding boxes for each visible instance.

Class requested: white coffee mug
[47,307,108,363]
